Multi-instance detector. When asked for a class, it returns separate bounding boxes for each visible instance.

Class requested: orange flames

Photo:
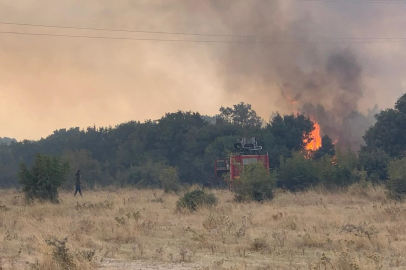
[305,121,322,151]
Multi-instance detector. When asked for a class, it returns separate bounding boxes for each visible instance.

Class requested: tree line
[3,95,406,199]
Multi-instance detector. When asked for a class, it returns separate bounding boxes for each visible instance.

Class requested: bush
[19,154,70,203]
[387,157,406,200]
[358,148,390,182]
[118,160,181,192]
[233,162,275,202]
[160,167,181,193]
[332,149,359,188]
[176,189,217,211]
[317,150,359,190]
[278,150,359,192]
[45,237,76,270]
[277,152,319,192]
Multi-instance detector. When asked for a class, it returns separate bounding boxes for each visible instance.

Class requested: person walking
[74,169,83,197]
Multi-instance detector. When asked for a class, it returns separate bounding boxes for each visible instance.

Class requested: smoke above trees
[0,0,404,142]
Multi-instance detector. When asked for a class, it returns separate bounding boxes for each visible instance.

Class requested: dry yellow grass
[0,183,405,270]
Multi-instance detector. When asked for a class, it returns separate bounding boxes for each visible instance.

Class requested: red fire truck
[229,154,269,180]
[214,137,269,186]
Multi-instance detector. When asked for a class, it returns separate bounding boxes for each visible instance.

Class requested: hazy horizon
[1,0,405,141]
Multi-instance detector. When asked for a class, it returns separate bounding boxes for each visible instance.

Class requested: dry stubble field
[0,184,406,270]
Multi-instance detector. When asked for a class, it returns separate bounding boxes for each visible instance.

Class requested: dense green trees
[219,102,263,128]
[362,94,406,197]
[265,114,314,168]
[363,93,406,158]
[357,93,406,186]
[5,94,406,198]
[0,103,317,189]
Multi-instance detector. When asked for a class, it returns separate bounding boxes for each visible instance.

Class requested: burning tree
[302,119,335,160]
[305,121,322,152]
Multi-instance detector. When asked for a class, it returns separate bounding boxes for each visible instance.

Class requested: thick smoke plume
[202,1,371,149]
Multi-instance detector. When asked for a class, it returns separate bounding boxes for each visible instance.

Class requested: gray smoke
[201,1,370,148]
[281,49,364,119]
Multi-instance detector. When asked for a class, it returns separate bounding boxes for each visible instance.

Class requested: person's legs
[74,186,79,196]
[78,187,83,197]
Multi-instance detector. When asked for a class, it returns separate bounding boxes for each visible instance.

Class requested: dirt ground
[99,259,206,270]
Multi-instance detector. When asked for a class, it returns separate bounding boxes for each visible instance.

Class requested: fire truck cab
[214,137,269,186]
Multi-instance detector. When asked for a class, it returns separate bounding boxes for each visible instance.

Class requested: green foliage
[118,160,180,191]
[358,148,390,182]
[0,101,389,191]
[233,162,275,202]
[160,167,181,193]
[268,114,314,152]
[19,154,69,203]
[364,93,406,158]
[218,102,262,128]
[278,149,359,191]
[277,152,319,192]
[0,104,322,188]
[387,157,406,200]
[204,136,238,160]
[266,114,314,168]
[328,149,359,188]
[63,149,106,189]
[395,93,406,113]
[317,149,359,189]
[176,189,217,211]
[119,161,157,187]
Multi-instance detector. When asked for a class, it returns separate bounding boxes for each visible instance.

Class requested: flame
[305,121,322,151]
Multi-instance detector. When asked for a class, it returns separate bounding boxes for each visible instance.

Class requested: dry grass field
[0,183,406,270]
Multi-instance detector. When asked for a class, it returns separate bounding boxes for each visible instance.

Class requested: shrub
[387,157,406,200]
[277,152,319,192]
[45,237,76,270]
[317,150,359,190]
[233,162,275,202]
[118,161,181,192]
[358,148,390,182]
[160,167,181,193]
[19,154,70,203]
[118,160,163,188]
[176,189,217,211]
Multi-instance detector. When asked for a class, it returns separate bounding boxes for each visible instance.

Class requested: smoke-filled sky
[0,0,405,140]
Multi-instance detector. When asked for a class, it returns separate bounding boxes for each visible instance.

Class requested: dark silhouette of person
[203,181,211,189]
[74,170,83,197]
